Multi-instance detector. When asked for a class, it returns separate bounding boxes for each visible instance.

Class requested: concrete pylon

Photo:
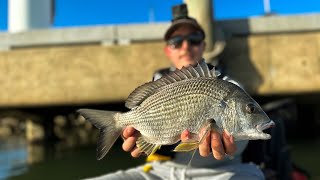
[8,0,54,33]
[184,0,225,64]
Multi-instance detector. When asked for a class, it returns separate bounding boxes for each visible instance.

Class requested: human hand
[122,127,142,158]
[180,129,236,160]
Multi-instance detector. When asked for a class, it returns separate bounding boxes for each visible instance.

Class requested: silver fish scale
[77,62,273,160]
[119,77,234,144]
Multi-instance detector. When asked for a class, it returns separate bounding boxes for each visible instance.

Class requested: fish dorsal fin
[125,60,217,109]
[194,63,205,77]
[199,60,213,77]
[125,81,164,109]
[183,60,217,78]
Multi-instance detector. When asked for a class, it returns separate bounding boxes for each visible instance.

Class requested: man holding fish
[79,4,273,180]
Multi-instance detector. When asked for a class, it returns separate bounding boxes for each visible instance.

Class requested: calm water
[0,138,27,180]
[2,139,144,180]
[1,137,319,180]
[289,138,320,180]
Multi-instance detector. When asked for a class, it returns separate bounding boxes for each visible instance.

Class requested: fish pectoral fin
[136,136,161,156]
[173,142,199,152]
[174,123,213,152]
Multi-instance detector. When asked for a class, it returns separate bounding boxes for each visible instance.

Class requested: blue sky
[1,0,320,30]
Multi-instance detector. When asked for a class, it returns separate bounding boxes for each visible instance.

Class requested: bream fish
[77,61,275,160]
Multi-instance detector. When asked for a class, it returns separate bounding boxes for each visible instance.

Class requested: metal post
[184,0,222,63]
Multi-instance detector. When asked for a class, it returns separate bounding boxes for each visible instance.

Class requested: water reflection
[0,138,27,180]
[2,138,144,180]
[0,134,319,179]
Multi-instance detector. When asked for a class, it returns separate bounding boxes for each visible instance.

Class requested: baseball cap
[164,4,205,41]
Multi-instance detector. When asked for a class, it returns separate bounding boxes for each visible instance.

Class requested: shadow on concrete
[217,19,264,94]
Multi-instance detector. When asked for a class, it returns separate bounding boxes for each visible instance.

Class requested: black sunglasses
[167,33,204,49]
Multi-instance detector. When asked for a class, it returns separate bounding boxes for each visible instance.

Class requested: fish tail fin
[77,109,122,160]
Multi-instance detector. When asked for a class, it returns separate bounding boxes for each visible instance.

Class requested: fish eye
[246,103,256,113]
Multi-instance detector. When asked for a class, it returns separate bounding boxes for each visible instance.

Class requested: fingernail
[223,132,228,139]
[224,130,231,137]
[126,127,130,133]
[198,131,203,138]
[223,131,234,142]
[230,136,234,143]
[216,153,225,160]
[184,134,189,140]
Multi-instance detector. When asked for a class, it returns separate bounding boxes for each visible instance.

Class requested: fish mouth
[256,120,275,132]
